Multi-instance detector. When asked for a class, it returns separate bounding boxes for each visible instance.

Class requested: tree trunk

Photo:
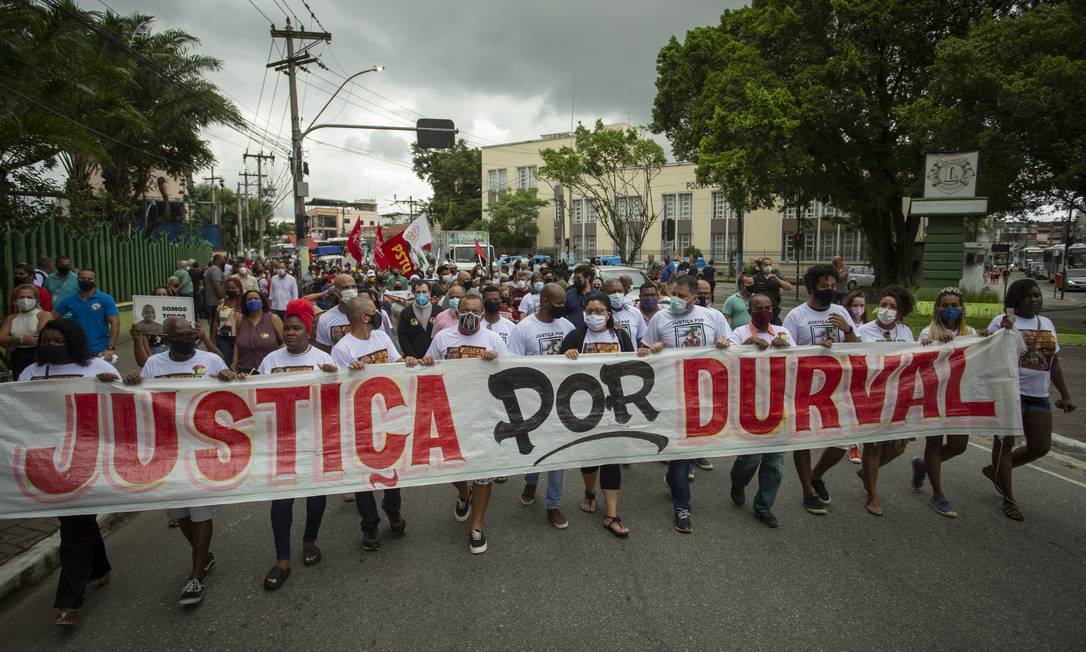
[863,198,919,288]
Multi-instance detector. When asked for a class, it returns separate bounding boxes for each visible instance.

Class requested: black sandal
[302,542,322,566]
[602,516,629,538]
[263,565,291,591]
[580,491,597,513]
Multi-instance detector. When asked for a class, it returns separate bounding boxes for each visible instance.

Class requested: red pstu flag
[347,219,364,263]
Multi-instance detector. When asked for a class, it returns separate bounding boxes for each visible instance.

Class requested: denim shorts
[1020,395,1051,414]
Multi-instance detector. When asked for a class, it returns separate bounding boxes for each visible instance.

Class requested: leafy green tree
[472,188,547,252]
[411,139,481,230]
[906,1,1086,216]
[538,120,666,264]
[651,0,999,285]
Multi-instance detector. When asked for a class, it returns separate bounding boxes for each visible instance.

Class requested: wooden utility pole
[202,167,224,224]
[244,151,275,255]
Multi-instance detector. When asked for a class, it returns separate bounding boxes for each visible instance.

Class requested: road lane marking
[968,442,1086,490]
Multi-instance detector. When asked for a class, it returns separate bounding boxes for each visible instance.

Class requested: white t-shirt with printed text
[781,302,856,346]
[484,316,517,344]
[315,305,351,347]
[856,320,916,344]
[331,330,402,368]
[141,349,227,379]
[257,345,334,375]
[507,313,575,356]
[727,323,790,347]
[19,357,119,382]
[611,303,645,347]
[986,314,1059,398]
[425,327,510,360]
[645,305,732,349]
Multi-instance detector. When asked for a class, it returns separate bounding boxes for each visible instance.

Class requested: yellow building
[480,125,873,273]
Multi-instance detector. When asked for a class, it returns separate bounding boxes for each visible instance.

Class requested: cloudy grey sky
[102,0,743,218]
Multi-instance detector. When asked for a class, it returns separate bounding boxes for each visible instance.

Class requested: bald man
[313,273,359,352]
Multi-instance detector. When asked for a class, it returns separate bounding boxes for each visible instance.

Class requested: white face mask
[762,266,773,273]
[670,297,689,314]
[16,297,37,312]
[515,280,527,289]
[339,288,358,302]
[277,268,287,277]
[877,307,897,324]
[239,267,249,276]
[585,313,607,332]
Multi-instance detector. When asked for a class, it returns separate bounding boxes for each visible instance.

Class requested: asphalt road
[2,444,1085,651]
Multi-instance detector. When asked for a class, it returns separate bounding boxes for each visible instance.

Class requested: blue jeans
[730,453,784,513]
[524,470,564,508]
[666,460,692,511]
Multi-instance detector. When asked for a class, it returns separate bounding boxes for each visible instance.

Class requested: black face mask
[41,344,72,365]
[813,289,835,306]
[370,313,383,329]
[697,296,709,307]
[170,341,197,357]
[462,279,474,289]
[547,303,568,319]
[483,300,501,315]
[57,266,71,275]
[78,280,95,292]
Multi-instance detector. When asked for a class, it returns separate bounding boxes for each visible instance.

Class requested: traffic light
[664,218,676,241]
[793,232,803,248]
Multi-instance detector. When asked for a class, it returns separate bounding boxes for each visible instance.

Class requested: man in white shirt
[313,274,359,352]
[267,263,299,320]
[643,275,732,534]
[123,317,236,607]
[604,278,644,347]
[508,284,575,528]
[422,294,508,554]
[781,264,859,516]
[481,284,516,344]
[517,273,545,317]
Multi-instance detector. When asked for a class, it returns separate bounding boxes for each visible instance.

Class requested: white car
[845,265,875,290]
[595,265,654,304]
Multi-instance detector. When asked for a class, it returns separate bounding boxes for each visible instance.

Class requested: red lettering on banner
[255,386,310,478]
[848,354,902,425]
[738,357,786,435]
[319,384,344,475]
[794,356,843,432]
[411,375,464,464]
[23,393,100,495]
[682,358,727,437]
[892,351,941,423]
[945,348,996,417]
[193,391,253,482]
[354,378,408,469]
[110,392,179,486]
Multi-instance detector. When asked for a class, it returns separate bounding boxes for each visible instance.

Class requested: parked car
[595,265,654,303]
[530,254,553,268]
[846,265,875,290]
[497,255,529,271]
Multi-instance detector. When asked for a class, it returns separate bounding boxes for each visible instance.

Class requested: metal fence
[1,217,212,313]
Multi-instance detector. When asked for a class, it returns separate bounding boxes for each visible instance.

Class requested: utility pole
[270,19,331,274]
[202,167,224,224]
[393,195,420,222]
[244,151,275,255]
[240,168,268,257]
[235,182,243,256]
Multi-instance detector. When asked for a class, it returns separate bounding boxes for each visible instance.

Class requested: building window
[516,166,537,190]
[677,233,692,254]
[616,195,642,219]
[711,192,738,220]
[573,199,583,224]
[710,232,737,264]
[585,199,597,223]
[820,230,835,261]
[586,235,596,258]
[661,193,692,220]
[487,168,508,192]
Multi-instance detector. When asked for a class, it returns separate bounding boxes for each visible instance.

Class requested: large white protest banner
[0,331,1023,518]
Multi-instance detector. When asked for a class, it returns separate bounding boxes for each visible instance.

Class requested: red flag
[474,239,487,264]
[374,225,389,268]
[347,219,364,263]
[380,231,420,277]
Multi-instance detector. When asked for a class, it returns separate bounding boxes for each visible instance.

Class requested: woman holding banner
[560,294,649,538]
[0,283,51,379]
[18,319,121,626]
[912,287,976,518]
[854,285,916,516]
[984,279,1076,521]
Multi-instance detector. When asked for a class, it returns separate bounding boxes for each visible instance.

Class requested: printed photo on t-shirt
[584,342,620,354]
[357,349,390,365]
[332,325,350,342]
[539,337,563,355]
[674,323,706,348]
[447,345,487,359]
[270,365,316,374]
[808,322,837,343]
[29,374,84,381]
[1019,329,1057,371]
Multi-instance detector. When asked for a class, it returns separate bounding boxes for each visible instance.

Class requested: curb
[1052,433,1086,460]
[0,513,126,606]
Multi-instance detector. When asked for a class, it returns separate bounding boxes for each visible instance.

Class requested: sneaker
[202,552,216,578]
[911,457,927,492]
[753,510,779,528]
[520,483,537,506]
[729,484,746,507]
[803,494,827,515]
[811,478,832,504]
[547,508,568,529]
[454,497,471,522]
[178,576,205,606]
[167,519,180,528]
[930,495,959,518]
[848,445,861,464]
[469,529,487,554]
[674,508,692,533]
[694,457,714,471]
[388,512,406,536]
[361,528,381,552]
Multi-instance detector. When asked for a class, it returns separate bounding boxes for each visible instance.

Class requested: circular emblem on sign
[927,156,975,195]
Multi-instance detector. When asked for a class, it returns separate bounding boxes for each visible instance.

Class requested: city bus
[1019,246,1043,277]
[1040,243,1086,283]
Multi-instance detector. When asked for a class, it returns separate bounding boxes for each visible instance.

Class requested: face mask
[762,266,773,273]
[443,274,456,284]
[16,298,37,312]
[532,281,544,292]
[462,279,474,289]
[226,289,238,298]
[277,269,287,277]
[547,303,568,319]
[57,266,71,275]
[849,305,865,321]
[239,268,249,276]
[245,299,263,313]
[585,314,607,331]
[458,312,481,333]
[813,288,834,306]
[742,283,754,293]
[696,296,710,307]
[751,310,773,330]
[371,313,383,329]
[447,297,460,312]
[940,307,962,323]
[483,299,501,315]
[640,297,658,311]
[41,344,72,365]
[877,307,897,324]
[169,340,197,357]
[670,297,689,314]
[516,280,527,289]
[78,280,95,292]
[608,293,625,310]
[339,288,358,302]
[415,293,430,307]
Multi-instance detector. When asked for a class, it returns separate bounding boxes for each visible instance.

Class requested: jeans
[524,470,564,508]
[354,489,401,530]
[270,496,327,561]
[666,460,692,511]
[730,453,785,513]
[55,515,111,609]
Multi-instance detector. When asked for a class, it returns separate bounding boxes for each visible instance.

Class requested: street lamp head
[374,65,385,72]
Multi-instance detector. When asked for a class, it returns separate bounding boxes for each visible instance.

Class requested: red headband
[285,298,315,334]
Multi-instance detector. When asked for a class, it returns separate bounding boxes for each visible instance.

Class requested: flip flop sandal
[1002,501,1024,522]
[580,491,597,513]
[54,609,78,627]
[866,503,883,517]
[83,573,111,598]
[602,516,629,538]
[302,543,322,567]
[263,565,291,591]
